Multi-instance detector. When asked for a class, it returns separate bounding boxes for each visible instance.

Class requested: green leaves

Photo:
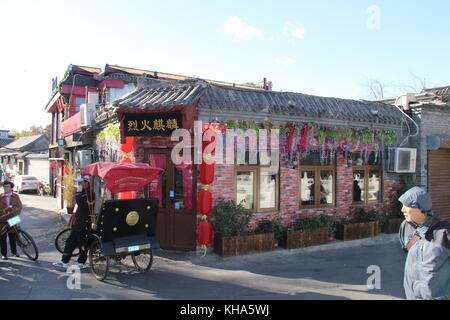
[212,200,253,237]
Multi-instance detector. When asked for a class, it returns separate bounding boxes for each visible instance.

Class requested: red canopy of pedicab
[81,162,163,194]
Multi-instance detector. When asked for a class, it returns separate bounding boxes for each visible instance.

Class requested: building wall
[410,107,450,189]
[211,151,404,228]
[27,158,50,183]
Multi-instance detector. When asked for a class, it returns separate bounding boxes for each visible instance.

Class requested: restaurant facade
[92,78,409,251]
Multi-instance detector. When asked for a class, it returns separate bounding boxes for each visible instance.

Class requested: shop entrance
[144,148,197,251]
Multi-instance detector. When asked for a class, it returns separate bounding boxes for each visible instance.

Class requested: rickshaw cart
[81,162,162,281]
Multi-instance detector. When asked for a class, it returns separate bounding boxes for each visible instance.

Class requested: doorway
[144,149,197,251]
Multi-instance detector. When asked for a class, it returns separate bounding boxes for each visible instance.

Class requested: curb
[154,233,400,264]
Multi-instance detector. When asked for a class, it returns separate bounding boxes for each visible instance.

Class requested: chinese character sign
[123,112,183,137]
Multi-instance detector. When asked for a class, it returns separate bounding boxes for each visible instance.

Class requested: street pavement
[0,194,408,300]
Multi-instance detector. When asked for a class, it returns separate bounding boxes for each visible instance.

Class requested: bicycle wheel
[88,238,109,281]
[55,228,79,256]
[16,229,39,261]
[131,249,153,272]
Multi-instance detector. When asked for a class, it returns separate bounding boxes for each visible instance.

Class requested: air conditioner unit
[80,103,96,128]
[387,147,417,173]
[75,150,92,170]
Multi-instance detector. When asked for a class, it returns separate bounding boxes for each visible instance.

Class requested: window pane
[237,171,254,210]
[301,170,315,206]
[352,151,380,166]
[174,164,193,210]
[368,170,380,201]
[75,97,85,113]
[353,170,365,202]
[320,170,333,205]
[260,169,277,209]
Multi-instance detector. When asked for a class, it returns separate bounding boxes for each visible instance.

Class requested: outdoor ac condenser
[387,147,417,173]
[75,150,92,170]
[80,103,96,127]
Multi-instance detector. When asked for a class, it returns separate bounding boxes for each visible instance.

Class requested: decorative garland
[221,120,397,167]
[96,123,123,162]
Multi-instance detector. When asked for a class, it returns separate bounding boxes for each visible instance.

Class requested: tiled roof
[112,80,405,125]
[3,134,47,151]
[0,138,15,147]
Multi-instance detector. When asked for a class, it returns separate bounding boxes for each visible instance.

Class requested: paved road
[0,194,408,300]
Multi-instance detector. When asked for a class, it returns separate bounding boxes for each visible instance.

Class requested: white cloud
[223,16,263,40]
[284,21,307,39]
[275,56,296,65]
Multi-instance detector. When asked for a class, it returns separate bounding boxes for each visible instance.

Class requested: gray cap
[398,186,433,216]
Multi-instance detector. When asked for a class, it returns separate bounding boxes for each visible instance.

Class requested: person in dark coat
[398,186,450,300]
[0,181,23,259]
[53,176,95,269]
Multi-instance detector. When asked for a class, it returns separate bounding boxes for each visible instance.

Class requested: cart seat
[101,234,160,256]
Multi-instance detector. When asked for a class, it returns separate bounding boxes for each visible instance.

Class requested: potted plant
[64,169,76,215]
[212,200,275,256]
[281,214,336,249]
[254,219,285,248]
[336,208,383,240]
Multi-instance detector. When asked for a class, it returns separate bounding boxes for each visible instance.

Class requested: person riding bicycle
[53,175,95,269]
[0,181,23,260]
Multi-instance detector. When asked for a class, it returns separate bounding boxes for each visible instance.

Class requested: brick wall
[211,151,404,228]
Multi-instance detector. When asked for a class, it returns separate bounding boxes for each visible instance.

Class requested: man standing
[53,175,94,269]
[398,186,450,300]
[0,181,23,259]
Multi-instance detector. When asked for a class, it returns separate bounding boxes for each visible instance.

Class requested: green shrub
[212,200,253,237]
[254,219,285,242]
[293,214,337,236]
[353,208,388,225]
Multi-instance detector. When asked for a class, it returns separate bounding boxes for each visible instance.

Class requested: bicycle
[1,216,39,261]
[54,228,80,257]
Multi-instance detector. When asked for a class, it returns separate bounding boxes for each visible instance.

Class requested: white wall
[27,158,50,183]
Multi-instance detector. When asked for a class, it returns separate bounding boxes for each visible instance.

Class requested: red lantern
[121,136,135,153]
[202,129,217,154]
[197,190,212,215]
[118,157,134,199]
[199,163,215,185]
[120,158,132,164]
[197,220,213,247]
[50,162,55,169]
[64,166,70,174]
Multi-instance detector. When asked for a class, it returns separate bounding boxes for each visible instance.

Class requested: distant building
[0,134,49,181]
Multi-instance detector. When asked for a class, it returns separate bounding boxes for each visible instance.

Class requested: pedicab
[80,161,163,281]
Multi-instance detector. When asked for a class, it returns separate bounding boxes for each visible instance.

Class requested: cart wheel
[88,238,109,281]
[131,249,153,272]
[55,228,80,257]
[16,229,39,261]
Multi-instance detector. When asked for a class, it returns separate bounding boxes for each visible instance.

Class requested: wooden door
[144,149,197,251]
[428,149,450,221]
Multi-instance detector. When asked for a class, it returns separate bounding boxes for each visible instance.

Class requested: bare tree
[365,79,386,100]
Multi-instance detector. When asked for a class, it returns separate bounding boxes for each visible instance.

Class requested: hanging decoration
[50,162,55,169]
[221,119,397,168]
[197,130,216,255]
[118,157,135,200]
[197,218,213,250]
[120,136,135,153]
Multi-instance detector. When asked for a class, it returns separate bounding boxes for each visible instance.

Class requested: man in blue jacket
[398,186,450,300]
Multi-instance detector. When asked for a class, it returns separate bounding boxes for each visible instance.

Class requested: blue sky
[1,0,449,131]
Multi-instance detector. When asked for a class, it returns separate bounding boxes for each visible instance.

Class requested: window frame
[352,165,381,204]
[236,165,279,213]
[299,165,336,209]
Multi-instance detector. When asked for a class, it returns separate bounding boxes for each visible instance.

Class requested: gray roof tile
[112,80,405,125]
